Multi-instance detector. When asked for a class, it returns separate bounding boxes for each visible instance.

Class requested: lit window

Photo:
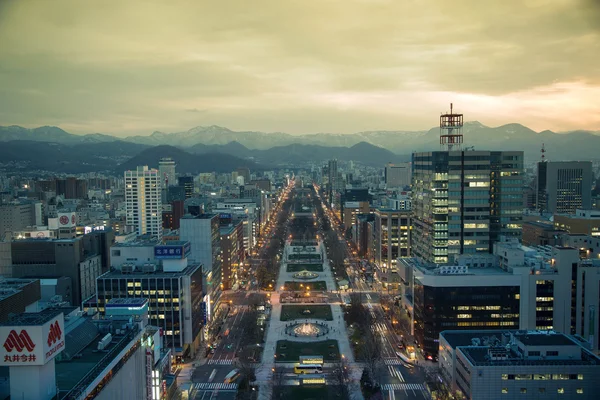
[520,388,527,394]
[558,388,564,394]
[577,374,583,380]
[502,388,508,394]
[577,388,583,394]
[501,374,508,380]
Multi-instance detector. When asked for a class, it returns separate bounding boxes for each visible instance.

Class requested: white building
[439,330,600,400]
[125,166,162,240]
[384,162,411,189]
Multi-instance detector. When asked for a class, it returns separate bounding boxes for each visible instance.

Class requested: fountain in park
[292,270,319,280]
[286,321,330,337]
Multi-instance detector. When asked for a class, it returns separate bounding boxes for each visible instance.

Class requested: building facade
[411,150,524,265]
[439,330,600,400]
[385,162,411,189]
[125,166,162,240]
[537,161,592,214]
[554,209,600,237]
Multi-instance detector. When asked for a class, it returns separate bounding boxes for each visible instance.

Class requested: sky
[0,0,599,136]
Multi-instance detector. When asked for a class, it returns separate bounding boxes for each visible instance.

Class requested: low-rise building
[554,209,600,237]
[439,330,600,399]
[0,278,41,322]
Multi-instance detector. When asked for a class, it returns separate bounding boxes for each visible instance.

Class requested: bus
[224,369,240,384]
[294,364,323,374]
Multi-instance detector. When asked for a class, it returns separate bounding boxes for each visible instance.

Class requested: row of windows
[502,388,583,395]
[502,374,581,380]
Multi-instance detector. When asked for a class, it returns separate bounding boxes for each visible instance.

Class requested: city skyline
[0,0,599,136]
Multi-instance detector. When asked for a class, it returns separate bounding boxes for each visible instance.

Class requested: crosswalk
[207,359,234,365]
[373,322,387,334]
[366,293,372,300]
[194,383,238,391]
[384,359,402,365]
[382,383,425,391]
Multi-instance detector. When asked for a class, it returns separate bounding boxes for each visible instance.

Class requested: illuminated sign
[200,302,208,324]
[219,213,232,220]
[154,242,191,260]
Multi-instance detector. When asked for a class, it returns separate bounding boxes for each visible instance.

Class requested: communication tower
[440,103,464,151]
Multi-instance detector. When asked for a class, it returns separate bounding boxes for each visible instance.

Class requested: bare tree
[328,358,351,400]
[423,365,465,400]
[271,366,289,400]
[360,324,384,387]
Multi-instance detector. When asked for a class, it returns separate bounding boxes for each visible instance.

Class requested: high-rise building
[158,157,177,187]
[180,214,222,303]
[411,150,524,265]
[341,188,370,231]
[236,167,251,185]
[374,208,411,270]
[385,162,411,188]
[125,166,162,240]
[536,161,592,214]
[0,202,42,237]
[178,176,194,199]
[328,159,338,194]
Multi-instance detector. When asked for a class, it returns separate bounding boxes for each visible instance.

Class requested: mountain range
[1,122,599,174]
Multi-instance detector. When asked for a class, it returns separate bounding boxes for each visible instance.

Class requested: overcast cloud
[0,0,598,136]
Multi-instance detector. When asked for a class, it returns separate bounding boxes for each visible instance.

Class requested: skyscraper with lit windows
[125,166,162,240]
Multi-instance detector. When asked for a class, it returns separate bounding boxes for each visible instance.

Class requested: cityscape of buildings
[1,103,599,400]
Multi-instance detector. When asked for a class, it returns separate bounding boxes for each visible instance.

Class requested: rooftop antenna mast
[540,143,546,162]
[440,103,464,151]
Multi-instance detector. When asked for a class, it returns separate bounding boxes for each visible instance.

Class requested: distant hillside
[3,122,600,161]
[117,145,264,174]
[0,140,132,173]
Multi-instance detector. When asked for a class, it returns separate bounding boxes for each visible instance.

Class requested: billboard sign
[58,212,76,228]
[200,302,208,324]
[154,242,192,260]
[0,313,65,366]
[219,213,232,220]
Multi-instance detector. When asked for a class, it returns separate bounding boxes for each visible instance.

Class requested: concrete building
[522,221,564,246]
[180,214,222,303]
[0,278,41,322]
[8,235,106,306]
[97,242,203,357]
[374,208,411,272]
[158,157,177,186]
[0,201,42,238]
[400,239,600,359]
[178,176,194,199]
[387,193,412,211]
[439,330,600,400]
[125,166,162,240]
[220,221,244,290]
[0,308,172,400]
[385,162,411,189]
[411,150,524,265]
[537,161,592,214]
[341,188,370,231]
[554,209,600,237]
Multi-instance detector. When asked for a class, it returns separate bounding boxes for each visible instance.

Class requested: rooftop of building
[220,225,236,235]
[105,298,148,307]
[102,262,202,278]
[442,330,600,367]
[55,317,144,399]
[0,308,62,326]
[181,213,216,220]
[524,221,555,229]
[163,240,188,246]
[112,235,161,247]
[0,277,39,302]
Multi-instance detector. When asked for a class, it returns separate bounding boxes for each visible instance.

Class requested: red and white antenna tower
[440,103,464,151]
[540,143,546,162]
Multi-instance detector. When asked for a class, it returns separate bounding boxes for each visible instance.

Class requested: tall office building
[328,159,338,191]
[125,166,162,240]
[412,150,524,265]
[158,157,176,187]
[385,162,411,188]
[178,176,194,199]
[536,161,592,214]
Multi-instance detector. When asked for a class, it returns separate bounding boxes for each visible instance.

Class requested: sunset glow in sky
[0,0,598,135]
